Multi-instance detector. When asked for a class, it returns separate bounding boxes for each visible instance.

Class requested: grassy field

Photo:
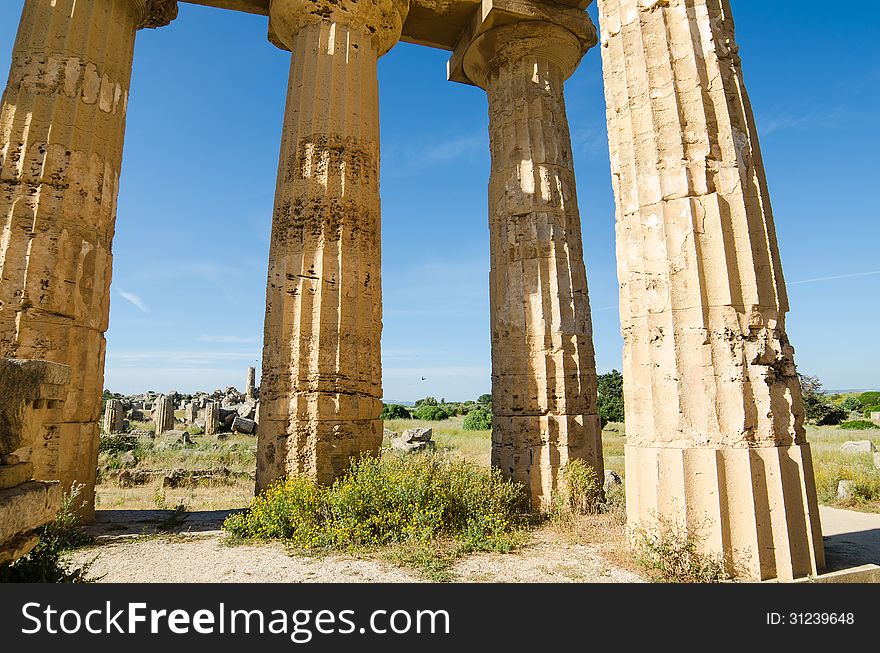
[95,417,879,513]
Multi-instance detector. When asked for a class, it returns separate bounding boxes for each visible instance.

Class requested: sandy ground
[67,506,880,583]
[68,510,642,583]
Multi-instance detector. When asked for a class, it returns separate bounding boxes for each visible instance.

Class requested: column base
[492,414,603,512]
[625,443,825,581]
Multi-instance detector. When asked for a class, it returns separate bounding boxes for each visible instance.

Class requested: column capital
[268,0,409,55]
[448,0,597,87]
[132,0,179,29]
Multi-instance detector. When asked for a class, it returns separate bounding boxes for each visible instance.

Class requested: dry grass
[807,424,880,512]
[384,416,491,466]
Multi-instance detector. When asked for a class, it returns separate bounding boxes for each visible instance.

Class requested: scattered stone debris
[837,480,856,500]
[603,470,623,493]
[841,440,877,454]
[390,428,434,453]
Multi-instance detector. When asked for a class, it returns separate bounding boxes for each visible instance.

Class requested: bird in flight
[421,377,427,381]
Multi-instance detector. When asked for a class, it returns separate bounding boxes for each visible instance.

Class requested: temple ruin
[0,0,825,580]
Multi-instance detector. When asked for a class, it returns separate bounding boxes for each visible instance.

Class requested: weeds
[632,518,733,583]
[0,483,96,583]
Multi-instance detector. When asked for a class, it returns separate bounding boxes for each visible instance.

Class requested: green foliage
[633,519,733,583]
[597,370,625,424]
[858,392,880,409]
[862,405,880,417]
[380,403,412,420]
[187,425,205,436]
[800,374,846,425]
[98,433,136,455]
[477,394,492,405]
[462,408,492,431]
[412,404,451,421]
[0,484,95,583]
[841,397,863,412]
[414,397,438,407]
[840,420,879,431]
[223,455,527,552]
[555,459,602,516]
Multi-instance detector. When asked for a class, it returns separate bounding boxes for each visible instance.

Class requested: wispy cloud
[383,132,487,175]
[117,290,150,313]
[106,350,260,367]
[788,270,880,286]
[760,109,844,135]
[199,334,260,344]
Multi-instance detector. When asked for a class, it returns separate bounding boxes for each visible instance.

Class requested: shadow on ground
[824,529,880,571]
[88,509,241,537]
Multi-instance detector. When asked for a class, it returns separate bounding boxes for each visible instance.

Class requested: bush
[97,433,136,455]
[414,397,438,407]
[380,403,412,420]
[633,519,732,583]
[477,394,492,406]
[862,405,880,417]
[841,397,863,412]
[462,408,492,431]
[412,404,451,421]
[840,420,879,431]
[597,370,625,424]
[858,392,880,410]
[0,483,95,583]
[223,455,527,552]
[556,459,602,515]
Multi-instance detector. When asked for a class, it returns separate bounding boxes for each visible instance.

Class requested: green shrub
[556,459,602,516]
[97,433,136,455]
[804,397,847,426]
[862,405,880,417]
[597,370,625,424]
[840,420,879,431]
[462,408,492,431]
[223,455,527,552]
[633,519,732,583]
[412,404,451,421]
[414,397,438,407]
[841,397,863,412]
[477,394,492,406]
[380,403,412,420]
[0,483,95,583]
[858,392,880,409]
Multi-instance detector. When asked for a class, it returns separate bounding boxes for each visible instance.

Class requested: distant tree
[477,393,492,405]
[413,404,450,421]
[841,397,862,412]
[463,408,492,431]
[597,370,625,424]
[800,373,846,426]
[415,397,438,407]
[380,403,411,420]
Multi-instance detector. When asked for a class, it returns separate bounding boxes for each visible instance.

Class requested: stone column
[153,394,174,435]
[257,0,408,490]
[460,17,602,510]
[245,366,256,401]
[102,399,124,434]
[204,400,219,437]
[597,0,824,580]
[0,0,177,517]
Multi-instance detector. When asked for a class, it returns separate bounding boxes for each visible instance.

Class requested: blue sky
[1,1,878,399]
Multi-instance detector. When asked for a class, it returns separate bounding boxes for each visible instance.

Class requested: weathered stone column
[153,394,174,435]
[102,399,124,434]
[257,0,408,490]
[203,400,220,437]
[0,0,177,517]
[457,13,602,510]
[245,366,256,401]
[597,0,824,579]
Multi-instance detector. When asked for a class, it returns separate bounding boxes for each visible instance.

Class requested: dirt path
[68,510,643,583]
[819,505,880,571]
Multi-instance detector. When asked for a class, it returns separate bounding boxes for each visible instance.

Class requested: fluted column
[597,0,823,579]
[462,18,602,510]
[0,0,177,517]
[153,394,174,434]
[257,0,408,489]
[103,399,124,434]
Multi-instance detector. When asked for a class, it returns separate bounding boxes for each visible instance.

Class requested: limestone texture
[597,0,823,579]
[0,358,69,564]
[153,395,175,435]
[204,400,220,437]
[458,13,602,510]
[0,0,176,518]
[257,0,408,490]
[103,399,124,434]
